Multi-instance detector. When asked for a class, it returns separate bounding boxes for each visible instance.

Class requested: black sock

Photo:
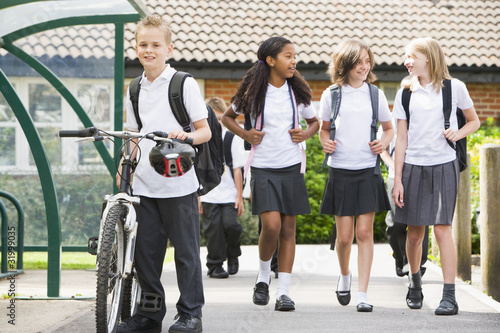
[442,283,456,304]
[409,271,422,289]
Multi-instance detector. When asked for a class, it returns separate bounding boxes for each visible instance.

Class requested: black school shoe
[168,312,202,333]
[335,273,351,306]
[253,280,270,305]
[275,295,295,311]
[435,300,459,315]
[356,302,373,312]
[208,266,229,279]
[406,287,424,309]
[227,257,239,275]
[117,314,161,333]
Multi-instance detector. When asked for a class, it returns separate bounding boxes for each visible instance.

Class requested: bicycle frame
[95,131,139,277]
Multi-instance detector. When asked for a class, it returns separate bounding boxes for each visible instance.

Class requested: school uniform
[200,128,246,271]
[381,118,428,273]
[392,79,474,226]
[125,65,206,320]
[319,83,392,216]
[233,81,316,215]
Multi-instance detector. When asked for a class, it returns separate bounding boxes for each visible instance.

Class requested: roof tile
[4,0,499,68]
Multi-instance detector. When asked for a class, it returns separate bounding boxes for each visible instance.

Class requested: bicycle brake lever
[75,137,94,143]
[75,136,104,143]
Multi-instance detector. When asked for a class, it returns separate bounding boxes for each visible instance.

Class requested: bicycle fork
[97,193,140,277]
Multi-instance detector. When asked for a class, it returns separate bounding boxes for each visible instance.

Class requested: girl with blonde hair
[392,37,480,315]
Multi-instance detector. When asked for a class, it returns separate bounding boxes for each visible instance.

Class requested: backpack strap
[169,71,192,133]
[289,86,306,174]
[368,83,381,175]
[129,76,143,131]
[224,131,235,179]
[402,88,411,130]
[321,84,341,168]
[442,79,456,150]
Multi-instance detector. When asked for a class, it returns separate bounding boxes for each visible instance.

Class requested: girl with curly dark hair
[222,36,319,312]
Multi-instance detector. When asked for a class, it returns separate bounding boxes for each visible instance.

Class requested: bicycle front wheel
[121,268,141,320]
[96,205,127,333]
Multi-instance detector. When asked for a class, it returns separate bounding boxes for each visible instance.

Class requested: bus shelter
[0,0,148,298]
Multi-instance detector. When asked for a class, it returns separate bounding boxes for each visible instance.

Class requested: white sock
[276,272,292,298]
[356,291,368,305]
[338,272,351,292]
[256,258,272,284]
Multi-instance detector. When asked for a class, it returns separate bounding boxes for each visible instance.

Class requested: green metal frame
[0,191,25,279]
[0,0,147,297]
[0,69,61,295]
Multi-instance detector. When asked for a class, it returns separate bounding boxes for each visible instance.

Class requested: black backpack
[129,71,224,195]
[321,83,381,174]
[223,131,246,188]
[402,79,467,172]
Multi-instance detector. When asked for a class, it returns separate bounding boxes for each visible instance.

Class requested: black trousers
[386,177,428,268]
[135,194,204,321]
[201,202,242,270]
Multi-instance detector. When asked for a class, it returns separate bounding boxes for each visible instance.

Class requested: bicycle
[59,127,193,333]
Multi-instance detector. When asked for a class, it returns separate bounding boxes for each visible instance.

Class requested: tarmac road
[1,244,499,332]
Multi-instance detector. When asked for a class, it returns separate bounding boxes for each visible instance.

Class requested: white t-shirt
[201,128,247,204]
[319,83,392,170]
[392,79,474,166]
[125,65,208,198]
[234,81,317,169]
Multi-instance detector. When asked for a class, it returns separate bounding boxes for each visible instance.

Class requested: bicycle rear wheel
[96,205,127,333]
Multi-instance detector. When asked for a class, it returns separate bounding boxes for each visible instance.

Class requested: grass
[19,248,175,270]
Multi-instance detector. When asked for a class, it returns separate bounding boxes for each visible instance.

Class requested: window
[77,83,113,166]
[378,82,401,105]
[0,88,16,166]
[28,83,62,166]
[0,77,114,173]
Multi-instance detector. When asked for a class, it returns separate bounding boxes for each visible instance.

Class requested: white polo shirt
[201,128,247,204]
[125,65,208,198]
[234,81,317,169]
[392,79,474,166]
[319,83,392,170]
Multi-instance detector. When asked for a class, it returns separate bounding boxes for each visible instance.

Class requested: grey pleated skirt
[320,167,391,216]
[250,163,310,216]
[394,160,459,226]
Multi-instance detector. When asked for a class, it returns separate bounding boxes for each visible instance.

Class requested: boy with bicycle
[117,14,210,333]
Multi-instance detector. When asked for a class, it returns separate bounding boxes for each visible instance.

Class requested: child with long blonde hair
[392,37,480,315]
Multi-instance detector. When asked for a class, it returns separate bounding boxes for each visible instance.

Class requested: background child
[117,15,210,333]
[392,37,480,315]
[199,97,245,278]
[319,39,394,312]
[222,36,319,312]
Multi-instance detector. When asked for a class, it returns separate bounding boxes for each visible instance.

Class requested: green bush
[238,199,259,245]
[466,117,500,254]
[0,172,111,246]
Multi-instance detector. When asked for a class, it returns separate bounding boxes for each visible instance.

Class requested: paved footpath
[1,244,499,332]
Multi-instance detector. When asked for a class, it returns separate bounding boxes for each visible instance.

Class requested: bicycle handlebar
[58,127,194,145]
[59,128,99,138]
